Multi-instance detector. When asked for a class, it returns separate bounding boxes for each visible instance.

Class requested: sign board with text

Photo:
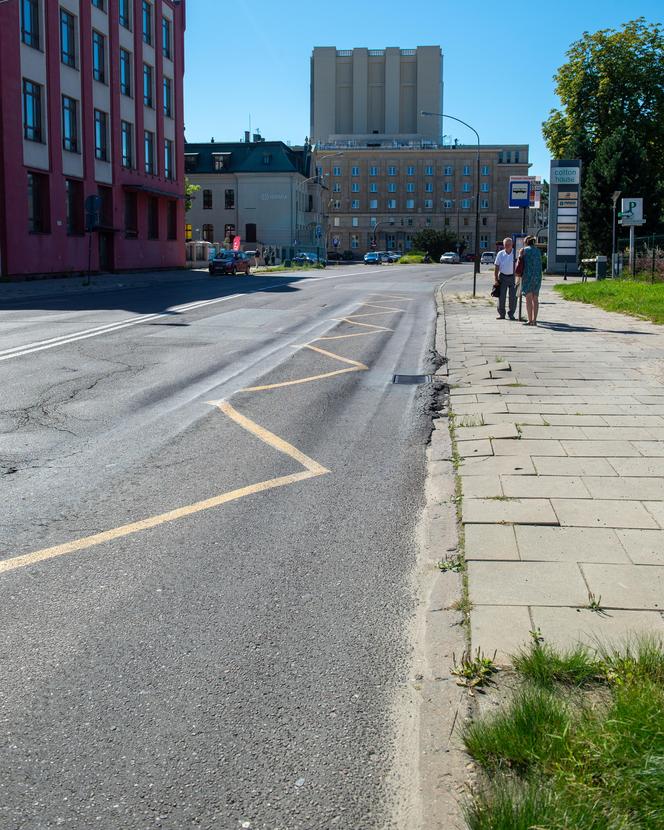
[619,197,645,226]
[509,179,531,209]
[547,159,581,274]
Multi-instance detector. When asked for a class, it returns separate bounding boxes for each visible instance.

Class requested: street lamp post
[422,111,481,297]
[611,190,621,277]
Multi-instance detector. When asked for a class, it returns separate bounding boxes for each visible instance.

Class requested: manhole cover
[392,374,432,385]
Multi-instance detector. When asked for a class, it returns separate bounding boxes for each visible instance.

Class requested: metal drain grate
[392,374,432,385]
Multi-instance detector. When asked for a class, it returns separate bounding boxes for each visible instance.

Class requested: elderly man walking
[493,237,516,320]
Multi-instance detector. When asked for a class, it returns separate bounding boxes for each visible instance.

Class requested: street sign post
[509,180,531,209]
[547,159,582,275]
[618,198,645,226]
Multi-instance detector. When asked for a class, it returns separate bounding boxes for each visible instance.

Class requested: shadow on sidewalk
[536,320,656,336]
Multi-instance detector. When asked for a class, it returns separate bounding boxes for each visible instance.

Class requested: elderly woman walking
[519,236,543,326]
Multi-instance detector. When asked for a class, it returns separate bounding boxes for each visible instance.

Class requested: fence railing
[616,233,664,281]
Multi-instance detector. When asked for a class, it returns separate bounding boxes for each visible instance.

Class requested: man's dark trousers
[498,273,517,319]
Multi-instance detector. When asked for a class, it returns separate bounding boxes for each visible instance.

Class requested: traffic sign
[619,198,645,226]
[509,180,531,209]
[85,194,102,232]
[332,236,340,247]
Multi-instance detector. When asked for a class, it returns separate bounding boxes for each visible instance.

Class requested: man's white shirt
[495,249,514,275]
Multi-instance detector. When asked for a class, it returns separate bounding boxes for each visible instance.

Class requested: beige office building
[310,46,443,146]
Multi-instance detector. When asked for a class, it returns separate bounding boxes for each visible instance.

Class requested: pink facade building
[0,0,186,279]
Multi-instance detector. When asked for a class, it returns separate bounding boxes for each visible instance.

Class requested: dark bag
[515,254,525,278]
[490,282,500,298]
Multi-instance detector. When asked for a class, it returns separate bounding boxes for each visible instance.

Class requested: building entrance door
[98,232,114,271]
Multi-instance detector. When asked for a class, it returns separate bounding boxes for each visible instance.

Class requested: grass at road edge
[462,635,664,829]
[555,279,664,324]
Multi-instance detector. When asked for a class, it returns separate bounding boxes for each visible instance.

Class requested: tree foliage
[542,18,664,255]
[184,178,200,213]
[411,228,458,260]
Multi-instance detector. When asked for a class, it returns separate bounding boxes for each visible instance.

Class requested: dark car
[292,252,326,267]
[209,251,251,276]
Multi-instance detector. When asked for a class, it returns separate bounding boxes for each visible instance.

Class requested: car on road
[209,251,252,276]
[292,252,327,267]
[386,251,401,262]
[480,252,495,265]
[363,252,382,264]
[439,251,461,264]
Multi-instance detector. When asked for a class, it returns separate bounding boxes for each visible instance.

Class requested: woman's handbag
[515,254,525,278]
[490,282,500,298]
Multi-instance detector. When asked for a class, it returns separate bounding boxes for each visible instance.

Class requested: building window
[463,165,470,176]
[480,234,489,249]
[443,200,453,209]
[406,199,415,209]
[203,189,212,209]
[424,199,433,209]
[352,217,359,227]
[462,183,471,193]
[369,199,378,209]
[350,234,359,249]
[119,0,131,28]
[386,183,396,193]
[387,166,397,176]
[407,166,415,176]
[498,151,504,164]
[370,217,377,227]
[505,151,512,163]
[92,0,105,9]
[333,217,340,227]
[481,183,489,192]
[22,80,43,142]
[224,224,235,243]
[332,200,341,209]
[124,192,138,238]
[164,139,174,180]
[144,130,155,174]
[351,199,360,209]
[167,201,177,240]
[185,223,192,241]
[480,198,489,209]
[351,183,360,193]
[444,182,452,192]
[60,10,76,68]
[461,198,471,209]
[424,165,433,176]
[482,217,488,226]
[245,223,257,243]
[444,217,450,226]
[463,217,469,226]
[514,151,520,163]
[162,16,171,59]
[369,183,378,193]
[92,31,105,83]
[351,166,360,176]
[143,64,153,107]
[481,164,490,176]
[332,166,341,176]
[444,166,453,175]
[225,189,234,209]
[163,77,172,117]
[406,183,415,193]
[202,223,214,242]
[369,166,378,176]
[424,182,433,193]
[27,171,49,233]
[332,183,341,193]
[21,0,40,49]
[94,110,108,161]
[121,120,133,168]
[387,199,396,209]
[262,154,272,165]
[120,49,132,96]
[65,178,84,235]
[62,96,78,153]
[147,197,159,239]
[142,0,152,44]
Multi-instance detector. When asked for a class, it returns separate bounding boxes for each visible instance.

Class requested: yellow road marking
[315,331,386,341]
[239,343,368,392]
[0,402,328,576]
[331,317,392,331]
[344,310,401,319]
[300,343,368,369]
[369,294,413,301]
[359,303,407,312]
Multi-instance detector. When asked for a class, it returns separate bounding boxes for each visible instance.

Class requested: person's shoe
[496,315,505,319]
[508,315,516,320]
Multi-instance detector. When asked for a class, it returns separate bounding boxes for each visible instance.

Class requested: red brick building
[0,0,186,279]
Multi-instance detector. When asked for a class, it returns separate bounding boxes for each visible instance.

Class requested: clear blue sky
[184,0,663,181]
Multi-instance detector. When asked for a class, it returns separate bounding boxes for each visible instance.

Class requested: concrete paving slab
[531,607,664,650]
[461,476,503,498]
[582,563,664,610]
[616,529,664,565]
[552,498,660,529]
[501,475,590,499]
[533,457,618,477]
[582,476,664,501]
[457,439,494,459]
[507,403,571,415]
[460,455,536,477]
[602,415,664,427]
[633,441,664,457]
[561,440,641,457]
[471,606,533,664]
[468,561,588,606]
[608,458,664,477]
[492,439,567,456]
[464,498,559,526]
[456,423,520,442]
[544,415,611,426]
[519,426,589,440]
[582,427,657,441]
[450,402,509,416]
[644,501,664,528]
[465,524,519,560]
[482,413,545,426]
[515,526,630,564]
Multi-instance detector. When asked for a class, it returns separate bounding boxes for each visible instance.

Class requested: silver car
[440,251,461,264]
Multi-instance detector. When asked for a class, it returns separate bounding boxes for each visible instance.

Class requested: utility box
[596,256,608,280]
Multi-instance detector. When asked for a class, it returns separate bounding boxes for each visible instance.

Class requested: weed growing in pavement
[452,648,500,693]
[586,591,606,614]
[458,415,486,428]
[450,594,474,615]
[506,382,525,388]
[437,553,465,573]
[495,355,505,363]
[462,636,664,829]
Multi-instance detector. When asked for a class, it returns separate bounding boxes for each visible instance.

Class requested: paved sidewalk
[441,279,664,662]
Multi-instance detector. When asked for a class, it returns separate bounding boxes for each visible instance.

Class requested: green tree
[184,177,200,212]
[542,18,664,256]
[411,228,458,261]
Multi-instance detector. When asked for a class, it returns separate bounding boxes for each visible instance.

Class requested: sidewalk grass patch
[462,636,664,829]
[555,279,664,324]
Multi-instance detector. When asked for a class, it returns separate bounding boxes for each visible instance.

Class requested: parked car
[209,251,251,275]
[480,252,495,265]
[326,251,343,261]
[439,251,461,264]
[464,253,476,262]
[386,251,401,262]
[363,252,382,264]
[292,252,327,267]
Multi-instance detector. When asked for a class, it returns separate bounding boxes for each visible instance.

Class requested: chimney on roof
[244,131,250,143]
[253,133,262,143]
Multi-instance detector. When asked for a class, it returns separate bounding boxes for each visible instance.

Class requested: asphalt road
[0,262,477,830]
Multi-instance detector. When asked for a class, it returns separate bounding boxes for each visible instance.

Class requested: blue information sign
[509,180,531,209]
